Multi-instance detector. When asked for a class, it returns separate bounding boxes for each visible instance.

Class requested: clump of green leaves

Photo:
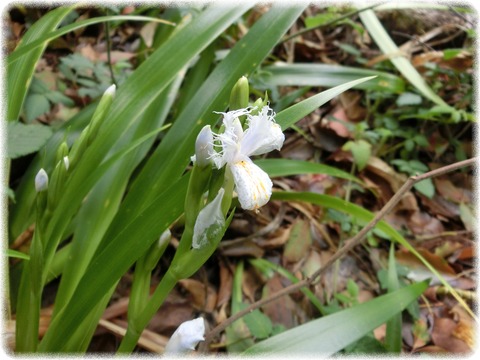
[59,53,132,98]
[24,76,74,122]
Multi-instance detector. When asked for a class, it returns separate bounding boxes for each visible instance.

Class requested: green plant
[7,4,470,356]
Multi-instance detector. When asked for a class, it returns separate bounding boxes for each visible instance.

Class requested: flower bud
[229,76,249,111]
[164,317,205,353]
[63,156,70,171]
[47,159,68,211]
[86,84,116,144]
[55,141,69,165]
[192,188,225,249]
[35,168,49,192]
[143,229,171,272]
[193,125,213,168]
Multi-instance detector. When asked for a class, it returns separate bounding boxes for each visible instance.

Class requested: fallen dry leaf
[407,211,445,236]
[431,317,471,353]
[261,274,297,329]
[179,278,217,312]
[434,178,471,204]
[283,219,312,264]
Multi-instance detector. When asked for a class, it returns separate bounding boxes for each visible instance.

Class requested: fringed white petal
[164,317,205,353]
[230,157,272,210]
[241,106,284,156]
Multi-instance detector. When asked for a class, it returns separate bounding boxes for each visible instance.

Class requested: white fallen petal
[164,317,205,353]
[230,157,272,210]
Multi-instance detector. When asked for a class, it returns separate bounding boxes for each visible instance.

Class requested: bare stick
[203,157,477,348]
[281,2,385,43]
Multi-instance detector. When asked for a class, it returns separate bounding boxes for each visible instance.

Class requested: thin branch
[203,157,477,348]
[281,2,385,43]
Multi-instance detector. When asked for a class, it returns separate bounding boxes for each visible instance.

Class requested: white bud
[35,168,49,192]
[193,125,214,168]
[104,84,116,98]
[63,156,70,171]
[192,188,225,249]
[159,228,172,247]
[164,317,205,353]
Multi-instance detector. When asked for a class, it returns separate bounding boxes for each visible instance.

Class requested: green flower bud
[47,159,68,211]
[229,76,249,111]
[86,84,116,144]
[68,126,89,170]
[143,229,171,272]
[55,141,69,166]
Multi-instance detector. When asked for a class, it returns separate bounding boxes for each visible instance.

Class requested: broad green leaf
[242,304,273,340]
[255,158,362,184]
[276,76,376,130]
[413,179,435,198]
[6,249,30,261]
[256,63,404,93]
[342,139,371,171]
[24,93,51,122]
[244,281,428,355]
[7,122,53,159]
[359,9,449,108]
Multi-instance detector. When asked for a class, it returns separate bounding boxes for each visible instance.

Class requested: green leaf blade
[258,63,405,93]
[359,9,449,108]
[255,158,363,184]
[276,76,376,130]
[244,281,428,355]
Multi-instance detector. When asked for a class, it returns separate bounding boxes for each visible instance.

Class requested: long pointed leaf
[255,158,362,184]
[244,281,428,355]
[276,76,376,130]
[7,7,73,122]
[7,15,174,65]
[256,62,405,93]
[359,9,449,107]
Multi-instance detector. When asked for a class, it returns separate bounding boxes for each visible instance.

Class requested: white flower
[164,317,205,354]
[35,168,49,192]
[209,106,284,210]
